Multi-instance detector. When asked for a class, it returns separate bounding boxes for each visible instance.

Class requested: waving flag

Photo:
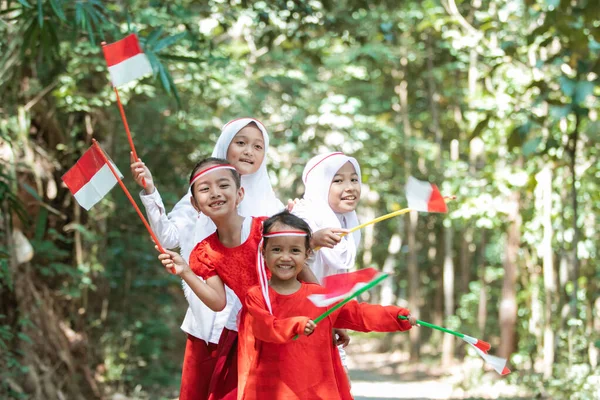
[462,335,511,375]
[62,144,122,210]
[405,176,447,213]
[308,268,382,307]
[398,315,511,376]
[102,33,153,87]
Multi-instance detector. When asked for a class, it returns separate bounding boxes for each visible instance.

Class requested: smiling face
[190,167,244,219]
[328,161,361,213]
[225,123,265,176]
[263,222,310,283]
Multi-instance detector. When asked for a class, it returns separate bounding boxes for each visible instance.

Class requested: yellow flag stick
[314,195,455,251]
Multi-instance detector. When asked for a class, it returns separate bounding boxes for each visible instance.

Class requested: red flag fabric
[405,176,448,213]
[308,268,380,307]
[61,145,122,210]
[102,33,153,87]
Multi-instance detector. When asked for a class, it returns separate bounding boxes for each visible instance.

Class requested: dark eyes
[220,184,230,189]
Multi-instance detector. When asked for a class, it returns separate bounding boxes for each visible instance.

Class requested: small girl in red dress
[242,211,417,400]
[157,158,317,400]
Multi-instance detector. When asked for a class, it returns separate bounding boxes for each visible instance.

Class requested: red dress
[189,216,268,400]
[242,282,413,400]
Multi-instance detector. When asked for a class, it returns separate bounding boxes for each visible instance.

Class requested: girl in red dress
[243,211,417,400]
[132,118,285,400]
[157,158,318,400]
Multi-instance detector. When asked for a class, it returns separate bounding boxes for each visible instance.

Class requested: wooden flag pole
[101,41,146,188]
[92,139,174,274]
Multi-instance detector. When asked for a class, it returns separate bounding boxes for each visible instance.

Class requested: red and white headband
[256,229,308,315]
[303,152,344,183]
[189,164,237,188]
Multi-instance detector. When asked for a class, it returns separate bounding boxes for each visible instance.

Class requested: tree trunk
[499,188,521,359]
[567,114,580,316]
[442,223,455,366]
[381,234,401,306]
[394,61,421,361]
[477,229,488,337]
[407,210,420,361]
[537,166,556,378]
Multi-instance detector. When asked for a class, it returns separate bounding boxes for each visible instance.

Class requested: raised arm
[131,155,196,249]
[157,248,227,311]
[332,300,413,332]
[245,288,312,343]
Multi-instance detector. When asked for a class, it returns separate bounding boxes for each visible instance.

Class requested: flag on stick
[101,33,153,87]
[405,176,448,213]
[308,268,382,307]
[101,34,153,186]
[293,269,388,340]
[63,140,174,273]
[61,144,122,211]
[398,316,510,375]
[312,181,453,251]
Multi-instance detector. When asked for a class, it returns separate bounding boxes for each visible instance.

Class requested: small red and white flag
[462,335,511,375]
[405,176,447,213]
[308,268,381,307]
[61,145,122,210]
[102,34,153,87]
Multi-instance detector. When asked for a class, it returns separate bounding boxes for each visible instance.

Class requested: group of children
[130,118,417,400]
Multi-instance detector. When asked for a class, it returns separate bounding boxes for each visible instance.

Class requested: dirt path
[346,338,526,400]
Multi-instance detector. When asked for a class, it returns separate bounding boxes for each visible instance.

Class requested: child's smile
[328,162,361,213]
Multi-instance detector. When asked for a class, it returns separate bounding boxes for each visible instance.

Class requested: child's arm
[245,288,313,343]
[158,248,227,311]
[298,266,319,284]
[332,300,415,332]
[131,154,195,249]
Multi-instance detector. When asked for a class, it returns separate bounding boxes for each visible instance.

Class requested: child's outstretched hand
[311,228,349,249]
[304,320,316,336]
[333,328,350,347]
[130,152,156,194]
[156,246,190,275]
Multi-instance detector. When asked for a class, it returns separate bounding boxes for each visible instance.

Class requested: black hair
[189,157,241,191]
[262,210,312,250]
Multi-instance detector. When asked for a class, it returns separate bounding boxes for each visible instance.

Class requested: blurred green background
[1,0,599,399]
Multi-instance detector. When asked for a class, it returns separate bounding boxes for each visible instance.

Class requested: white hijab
[211,117,284,217]
[184,118,284,337]
[292,152,362,282]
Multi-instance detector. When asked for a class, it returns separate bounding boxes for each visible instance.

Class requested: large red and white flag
[405,176,447,213]
[62,145,122,210]
[308,268,381,307]
[102,34,153,87]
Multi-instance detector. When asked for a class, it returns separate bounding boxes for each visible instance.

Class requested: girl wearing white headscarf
[132,118,284,400]
[292,151,362,372]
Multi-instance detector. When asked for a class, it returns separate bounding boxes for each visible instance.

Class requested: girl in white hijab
[292,152,362,281]
[131,118,284,400]
[292,151,362,374]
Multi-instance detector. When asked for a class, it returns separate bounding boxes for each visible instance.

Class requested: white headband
[189,165,237,188]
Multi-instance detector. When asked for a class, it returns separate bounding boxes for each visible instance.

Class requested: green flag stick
[398,316,491,351]
[293,273,390,340]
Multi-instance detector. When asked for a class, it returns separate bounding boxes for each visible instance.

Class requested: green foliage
[1,0,599,398]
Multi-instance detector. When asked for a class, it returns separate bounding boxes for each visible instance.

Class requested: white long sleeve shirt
[140,188,240,343]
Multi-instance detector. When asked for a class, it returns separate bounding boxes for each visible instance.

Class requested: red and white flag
[405,176,447,213]
[308,268,381,307]
[462,335,511,375]
[61,145,122,210]
[102,34,153,87]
